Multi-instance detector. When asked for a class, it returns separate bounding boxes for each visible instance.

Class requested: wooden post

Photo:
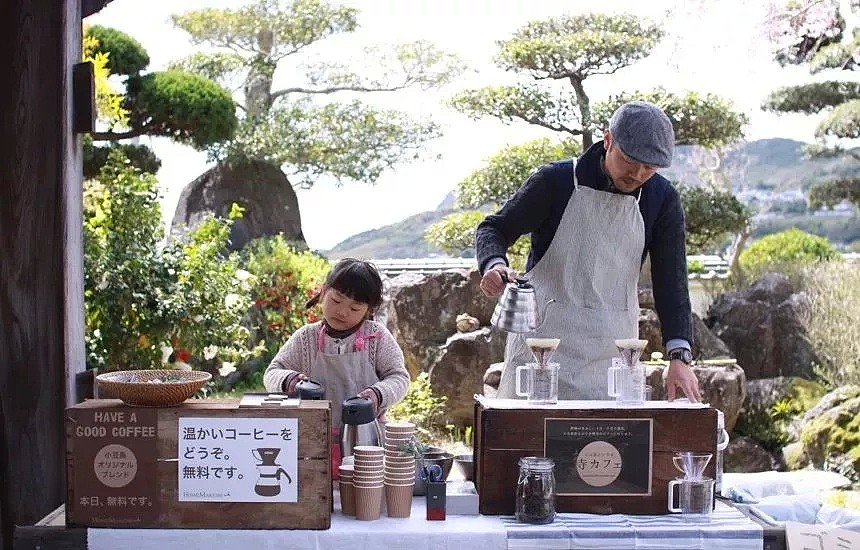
[0,0,84,548]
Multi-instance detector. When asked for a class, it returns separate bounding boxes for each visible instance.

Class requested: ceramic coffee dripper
[490,277,556,334]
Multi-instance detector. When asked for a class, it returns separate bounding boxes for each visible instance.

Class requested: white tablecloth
[88,498,761,550]
[503,500,762,550]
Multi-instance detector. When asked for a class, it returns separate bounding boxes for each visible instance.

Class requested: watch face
[671,349,692,363]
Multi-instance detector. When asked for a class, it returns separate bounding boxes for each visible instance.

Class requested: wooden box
[474,398,717,515]
[65,399,331,529]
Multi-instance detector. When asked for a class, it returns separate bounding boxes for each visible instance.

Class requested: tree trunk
[569,74,593,150]
[727,225,752,286]
[244,30,276,119]
[0,0,84,547]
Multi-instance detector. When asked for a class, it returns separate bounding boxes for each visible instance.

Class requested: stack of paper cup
[383,421,416,518]
[352,445,384,520]
[338,464,355,516]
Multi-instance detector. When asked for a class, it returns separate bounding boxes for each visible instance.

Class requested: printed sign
[178,417,298,502]
[544,417,653,496]
[69,408,159,526]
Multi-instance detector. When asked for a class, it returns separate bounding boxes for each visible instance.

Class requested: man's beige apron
[310,325,380,476]
[497,159,645,400]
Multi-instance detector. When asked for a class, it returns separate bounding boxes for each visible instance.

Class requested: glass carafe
[607,358,646,406]
[515,456,556,524]
[515,362,560,404]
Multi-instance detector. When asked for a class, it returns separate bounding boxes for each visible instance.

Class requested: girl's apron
[311,324,380,477]
[497,158,645,400]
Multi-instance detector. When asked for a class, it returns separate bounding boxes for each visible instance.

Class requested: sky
[87,0,823,250]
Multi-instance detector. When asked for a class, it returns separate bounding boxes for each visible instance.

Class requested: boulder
[774,387,860,479]
[724,436,783,473]
[380,269,500,376]
[172,159,305,251]
[639,309,734,361]
[706,273,824,379]
[736,377,828,442]
[428,329,505,425]
[644,361,746,431]
[483,362,505,398]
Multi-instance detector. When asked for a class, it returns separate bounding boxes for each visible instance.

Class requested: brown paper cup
[355,485,384,520]
[340,481,356,516]
[385,421,416,431]
[385,482,415,518]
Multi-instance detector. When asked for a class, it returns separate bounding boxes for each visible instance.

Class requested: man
[477,100,701,402]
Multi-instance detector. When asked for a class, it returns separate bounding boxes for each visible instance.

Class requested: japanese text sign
[178,417,299,502]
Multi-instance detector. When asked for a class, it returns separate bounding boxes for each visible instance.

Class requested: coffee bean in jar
[515,456,556,524]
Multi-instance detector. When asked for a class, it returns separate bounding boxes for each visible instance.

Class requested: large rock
[795,388,860,481]
[737,377,827,441]
[172,159,305,250]
[428,329,505,425]
[639,309,734,361]
[706,273,823,379]
[645,361,746,431]
[380,269,500,376]
[724,436,783,473]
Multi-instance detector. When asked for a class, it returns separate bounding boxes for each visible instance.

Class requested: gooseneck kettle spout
[490,276,556,334]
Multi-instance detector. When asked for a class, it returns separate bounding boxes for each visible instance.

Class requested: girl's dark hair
[305,258,384,314]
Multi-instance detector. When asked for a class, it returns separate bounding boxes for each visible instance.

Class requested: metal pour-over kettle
[490,277,556,333]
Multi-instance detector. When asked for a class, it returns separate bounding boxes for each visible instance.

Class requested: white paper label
[178,417,299,502]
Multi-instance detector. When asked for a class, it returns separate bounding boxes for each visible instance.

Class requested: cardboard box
[474,397,717,515]
[66,398,331,529]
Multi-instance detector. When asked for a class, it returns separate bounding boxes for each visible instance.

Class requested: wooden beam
[0,0,84,549]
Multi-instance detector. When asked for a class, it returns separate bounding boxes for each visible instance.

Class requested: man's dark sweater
[476,141,693,348]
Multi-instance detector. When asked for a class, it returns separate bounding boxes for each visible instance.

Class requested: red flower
[175,349,191,362]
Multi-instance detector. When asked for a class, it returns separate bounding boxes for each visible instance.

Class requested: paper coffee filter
[615,338,648,366]
[526,337,561,366]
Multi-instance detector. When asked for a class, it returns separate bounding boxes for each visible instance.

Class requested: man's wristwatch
[667,348,693,365]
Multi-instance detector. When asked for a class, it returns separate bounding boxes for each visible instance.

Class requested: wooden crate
[65,399,331,529]
[474,400,717,515]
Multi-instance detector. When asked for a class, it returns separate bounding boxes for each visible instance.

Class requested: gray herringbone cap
[609,101,675,168]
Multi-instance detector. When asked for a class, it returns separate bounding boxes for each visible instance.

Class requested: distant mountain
[325,138,859,258]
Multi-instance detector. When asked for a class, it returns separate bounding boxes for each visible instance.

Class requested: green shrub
[84,151,255,372]
[679,185,752,254]
[126,70,238,149]
[85,25,150,75]
[242,236,331,360]
[802,261,860,386]
[387,373,448,436]
[739,228,840,282]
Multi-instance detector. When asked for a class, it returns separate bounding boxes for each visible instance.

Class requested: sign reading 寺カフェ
[68,408,160,526]
[178,417,299,502]
[544,418,653,496]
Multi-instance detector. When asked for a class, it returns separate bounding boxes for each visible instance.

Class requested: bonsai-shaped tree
[167,0,464,187]
[428,13,750,265]
[762,0,860,209]
[84,25,238,177]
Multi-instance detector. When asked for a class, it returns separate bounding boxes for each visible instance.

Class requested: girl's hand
[287,373,308,394]
[357,388,379,413]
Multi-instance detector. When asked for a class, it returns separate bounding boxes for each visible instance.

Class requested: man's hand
[357,388,380,414]
[479,264,518,297]
[665,360,702,402]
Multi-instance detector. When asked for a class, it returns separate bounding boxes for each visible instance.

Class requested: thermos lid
[342,396,375,425]
[296,379,325,400]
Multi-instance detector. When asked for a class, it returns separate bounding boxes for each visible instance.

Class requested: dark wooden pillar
[0,0,84,548]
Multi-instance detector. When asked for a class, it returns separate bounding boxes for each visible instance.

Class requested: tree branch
[516,115,580,135]
[90,128,148,142]
[271,83,409,101]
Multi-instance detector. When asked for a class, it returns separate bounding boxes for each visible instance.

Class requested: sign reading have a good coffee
[177,417,299,503]
[69,408,160,526]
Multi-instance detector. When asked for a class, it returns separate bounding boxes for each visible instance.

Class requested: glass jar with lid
[515,456,556,524]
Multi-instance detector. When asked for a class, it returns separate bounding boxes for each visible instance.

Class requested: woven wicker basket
[96,369,212,407]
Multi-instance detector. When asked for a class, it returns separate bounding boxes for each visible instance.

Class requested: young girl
[263,258,409,471]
